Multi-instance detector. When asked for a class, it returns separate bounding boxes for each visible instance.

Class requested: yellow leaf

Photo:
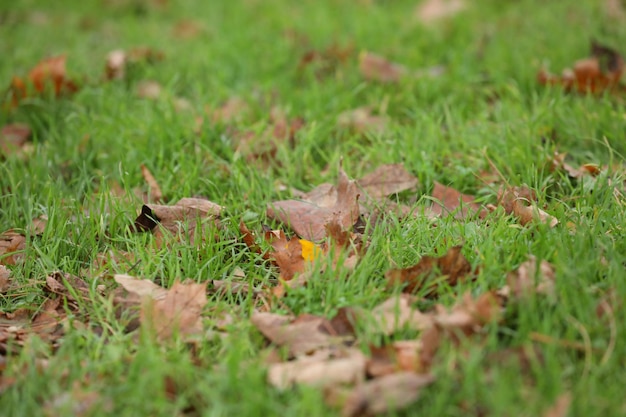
[299,239,322,262]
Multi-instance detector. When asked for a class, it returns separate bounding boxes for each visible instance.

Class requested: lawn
[1,0,625,416]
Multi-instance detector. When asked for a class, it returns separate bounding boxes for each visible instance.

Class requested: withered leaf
[266,229,310,281]
[0,123,31,157]
[140,164,163,203]
[434,291,503,339]
[114,274,168,300]
[251,311,354,357]
[357,164,418,200]
[45,271,91,303]
[502,256,556,299]
[142,280,207,340]
[366,340,424,377]
[359,52,408,83]
[267,168,360,241]
[136,80,162,99]
[415,0,466,23]
[0,265,10,293]
[268,348,366,390]
[340,372,435,417]
[9,55,79,106]
[369,295,433,335]
[386,245,475,296]
[337,107,388,135]
[0,230,26,266]
[430,182,485,219]
[543,392,572,417]
[208,96,249,124]
[498,186,558,227]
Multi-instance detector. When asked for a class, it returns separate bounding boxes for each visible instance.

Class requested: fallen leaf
[43,383,109,417]
[434,291,503,339]
[385,245,476,296]
[140,164,163,203]
[337,107,388,134]
[369,295,433,335]
[503,256,556,299]
[136,80,162,99]
[172,19,204,39]
[114,274,168,300]
[542,392,572,417]
[267,168,360,241]
[264,229,316,280]
[44,271,91,303]
[268,348,366,389]
[251,311,355,357]
[359,52,407,83]
[207,96,249,124]
[430,182,485,219]
[104,49,127,80]
[366,340,425,377]
[340,372,435,417]
[357,164,418,200]
[0,123,32,157]
[415,0,466,24]
[9,55,79,106]
[0,265,10,293]
[498,186,558,227]
[0,230,26,265]
[538,41,624,94]
[104,47,164,81]
[298,42,354,80]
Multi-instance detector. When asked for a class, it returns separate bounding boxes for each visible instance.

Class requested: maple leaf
[339,372,435,417]
[430,182,486,219]
[497,186,558,227]
[359,52,408,83]
[268,347,366,390]
[385,245,476,296]
[267,168,360,241]
[8,55,79,107]
[0,123,32,158]
[251,311,355,357]
[266,228,317,281]
[538,41,624,94]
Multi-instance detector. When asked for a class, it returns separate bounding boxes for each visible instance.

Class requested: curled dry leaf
[266,229,319,280]
[538,41,624,94]
[114,274,168,300]
[337,107,388,135]
[359,52,407,83]
[498,186,558,227]
[9,55,79,107]
[44,271,91,303]
[386,245,476,296]
[0,265,10,293]
[357,164,418,200]
[0,123,32,157]
[140,164,163,203]
[369,294,433,335]
[135,80,162,99]
[430,182,485,219]
[366,340,425,377]
[208,96,249,124]
[268,348,366,390]
[251,311,355,357]
[267,168,360,241]
[415,0,466,24]
[298,42,354,80]
[434,291,503,339]
[503,256,556,299]
[0,230,26,266]
[104,47,164,81]
[340,372,435,417]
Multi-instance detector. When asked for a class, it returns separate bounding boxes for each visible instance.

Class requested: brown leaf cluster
[498,186,558,228]
[538,41,624,94]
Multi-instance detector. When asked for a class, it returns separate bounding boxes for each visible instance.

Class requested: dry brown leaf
[9,55,79,107]
[172,19,204,39]
[44,271,91,303]
[605,0,626,20]
[386,245,476,296]
[538,41,624,94]
[357,164,418,200]
[136,80,162,99]
[415,0,466,23]
[498,186,558,227]
[298,42,354,80]
[267,168,360,241]
[142,280,207,340]
[0,230,26,266]
[337,107,388,135]
[543,392,572,417]
[0,265,10,293]
[434,291,503,339]
[268,348,366,389]
[502,256,556,299]
[114,274,168,300]
[104,49,126,80]
[366,340,424,377]
[359,52,407,83]
[369,295,433,335]
[208,96,249,124]
[43,383,109,417]
[140,164,163,203]
[430,182,485,219]
[340,372,435,417]
[251,312,355,357]
[265,229,310,280]
[0,123,32,157]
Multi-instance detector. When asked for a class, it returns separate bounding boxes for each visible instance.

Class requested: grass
[1,0,625,415]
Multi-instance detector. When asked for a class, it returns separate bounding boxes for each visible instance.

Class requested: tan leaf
[0,230,26,266]
[114,274,168,300]
[415,0,466,23]
[370,294,433,335]
[430,182,485,219]
[337,107,388,134]
[140,164,163,203]
[0,265,10,293]
[543,392,572,417]
[357,164,418,200]
[268,348,366,390]
[44,271,91,303]
[504,256,556,299]
[366,340,425,377]
[267,168,360,241]
[9,55,79,106]
[208,96,249,124]
[136,80,162,99]
[359,52,407,83]
[386,245,475,296]
[142,280,207,340]
[498,186,558,227]
[0,123,32,157]
[341,372,435,417]
[105,49,126,80]
[251,312,354,357]
[434,291,503,339]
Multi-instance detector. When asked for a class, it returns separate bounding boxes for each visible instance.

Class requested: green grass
[1,0,626,415]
